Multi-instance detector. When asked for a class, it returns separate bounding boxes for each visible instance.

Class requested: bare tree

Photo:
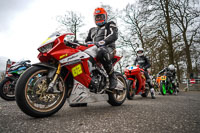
[57,11,84,40]
[139,0,175,64]
[100,4,119,22]
[121,3,147,49]
[170,0,200,77]
[120,2,171,75]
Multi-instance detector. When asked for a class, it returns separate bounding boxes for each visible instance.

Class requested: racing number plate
[161,76,166,80]
[72,64,83,77]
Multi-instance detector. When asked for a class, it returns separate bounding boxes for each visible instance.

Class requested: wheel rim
[3,80,15,97]
[162,84,167,94]
[25,69,66,112]
[114,76,127,102]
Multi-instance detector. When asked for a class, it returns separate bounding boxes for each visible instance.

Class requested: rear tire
[0,78,15,101]
[15,66,68,118]
[107,72,127,106]
[140,82,149,97]
[168,83,174,95]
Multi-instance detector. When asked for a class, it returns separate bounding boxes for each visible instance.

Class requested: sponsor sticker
[60,53,68,59]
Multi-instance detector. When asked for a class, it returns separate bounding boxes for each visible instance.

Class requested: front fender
[32,62,57,79]
[32,62,57,69]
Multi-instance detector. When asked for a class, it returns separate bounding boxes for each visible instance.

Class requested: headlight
[38,42,54,53]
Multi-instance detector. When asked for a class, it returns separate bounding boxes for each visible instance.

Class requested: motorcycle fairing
[125,65,147,95]
[68,80,108,104]
[59,51,90,64]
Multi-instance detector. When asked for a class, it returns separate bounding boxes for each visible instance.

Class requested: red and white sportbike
[15,32,127,118]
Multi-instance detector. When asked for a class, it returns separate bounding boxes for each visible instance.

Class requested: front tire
[127,80,135,100]
[160,83,167,95]
[0,77,15,101]
[15,66,68,118]
[107,72,127,106]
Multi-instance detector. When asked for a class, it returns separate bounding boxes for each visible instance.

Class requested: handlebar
[76,42,88,47]
[65,41,89,47]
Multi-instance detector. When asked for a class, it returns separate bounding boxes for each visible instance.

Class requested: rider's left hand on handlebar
[96,40,105,47]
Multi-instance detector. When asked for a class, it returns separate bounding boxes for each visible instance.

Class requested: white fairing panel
[84,45,98,58]
[68,80,108,104]
[59,51,89,64]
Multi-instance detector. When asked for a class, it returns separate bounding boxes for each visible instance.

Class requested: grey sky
[0,0,135,63]
[0,0,36,32]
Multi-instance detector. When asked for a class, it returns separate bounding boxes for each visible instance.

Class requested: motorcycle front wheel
[15,66,68,118]
[127,80,136,100]
[160,82,167,95]
[107,72,127,106]
[0,77,15,101]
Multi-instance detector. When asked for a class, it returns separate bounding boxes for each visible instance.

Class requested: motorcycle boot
[150,88,156,99]
[146,78,156,99]
[106,64,117,90]
[109,71,118,90]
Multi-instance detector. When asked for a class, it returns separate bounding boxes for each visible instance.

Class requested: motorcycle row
[0,32,179,118]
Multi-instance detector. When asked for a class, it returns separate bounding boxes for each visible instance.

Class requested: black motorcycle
[0,60,31,101]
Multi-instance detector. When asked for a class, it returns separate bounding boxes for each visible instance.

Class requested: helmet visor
[137,51,143,54]
[95,14,105,21]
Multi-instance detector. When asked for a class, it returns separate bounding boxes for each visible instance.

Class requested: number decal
[161,76,166,80]
[72,64,83,77]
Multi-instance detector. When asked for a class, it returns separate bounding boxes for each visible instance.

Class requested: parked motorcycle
[124,65,149,100]
[0,60,31,101]
[15,32,127,118]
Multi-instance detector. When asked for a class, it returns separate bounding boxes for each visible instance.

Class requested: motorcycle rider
[85,7,118,91]
[134,48,156,99]
[158,64,178,95]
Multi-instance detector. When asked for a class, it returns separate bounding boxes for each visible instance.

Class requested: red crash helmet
[94,7,107,26]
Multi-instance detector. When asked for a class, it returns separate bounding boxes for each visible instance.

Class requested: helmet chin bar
[96,21,106,26]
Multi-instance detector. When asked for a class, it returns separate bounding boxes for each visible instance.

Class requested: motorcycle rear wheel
[0,77,15,101]
[168,83,174,94]
[15,66,68,118]
[107,72,127,106]
[141,84,149,97]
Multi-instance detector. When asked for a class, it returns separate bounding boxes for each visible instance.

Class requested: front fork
[46,64,61,92]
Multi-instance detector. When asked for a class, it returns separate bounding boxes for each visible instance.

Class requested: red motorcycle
[124,65,149,100]
[15,32,127,118]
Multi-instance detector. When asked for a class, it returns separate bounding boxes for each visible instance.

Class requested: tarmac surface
[0,91,200,133]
